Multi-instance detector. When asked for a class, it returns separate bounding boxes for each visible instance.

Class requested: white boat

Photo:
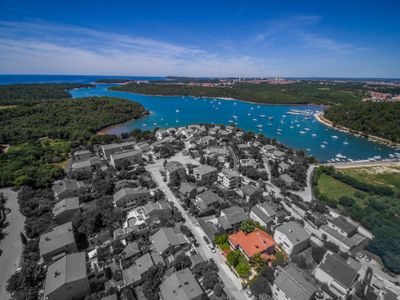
[228,120,234,123]
[253,118,258,121]
[289,126,294,129]
[299,131,306,134]
[268,116,274,120]
[142,124,147,127]
[320,144,326,148]
[248,113,251,116]
[268,123,273,126]
[311,133,317,137]
[176,109,180,113]
[343,141,349,145]
[304,128,310,131]
[257,125,263,128]
[331,135,339,139]
[233,115,238,119]
[259,114,266,118]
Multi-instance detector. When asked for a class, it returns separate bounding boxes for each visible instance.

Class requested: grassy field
[317,173,368,207]
[342,166,400,194]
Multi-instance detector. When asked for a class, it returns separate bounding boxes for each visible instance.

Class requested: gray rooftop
[102,141,136,151]
[219,206,249,229]
[194,164,218,176]
[330,216,358,235]
[318,252,358,289]
[110,149,142,160]
[251,205,273,225]
[275,221,310,245]
[274,264,317,300]
[44,252,87,297]
[150,227,188,254]
[196,190,221,209]
[159,268,204,300]
[221,168,240,179]
[52,179,80,196]
[320,225,365,248]
[53,197,80,217]
[123,253,154,285]
[113,187,149,202]
[39,222,75,257]
[280,173,295,185]
[165,161,185,173]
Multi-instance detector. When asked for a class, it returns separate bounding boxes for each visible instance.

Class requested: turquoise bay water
[70,84,399,162]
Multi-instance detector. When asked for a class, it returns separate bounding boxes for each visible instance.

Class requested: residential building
[272,264,317,300]
[328,216,358,237]
[280,173,294,186]
[274,221,310,256]
[228,228,276,260]
[314,252,358,298]
[179,182,197,198]
[159,268,205,300]
[165,161,186,181]
[150,227,189,257]
[52,179,81,200]
[71,156,99,174]
[193,165,218,181]
[217,205,249,231]
[113,187,151,209]
[101,141,136,158]
[238,184,259,201]
[53,197,80,225]
[194,190,222,212]
[73,149,91,161]
[320,225,366,252]
[122,253,155,286]
[39,222,77,265]
[250,205,273,228]
[218,168,241,189]
[239,158,258,168]
[43,252,90,300]
[110,149,142,168]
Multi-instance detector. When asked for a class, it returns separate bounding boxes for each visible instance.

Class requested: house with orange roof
[228,228,276,261]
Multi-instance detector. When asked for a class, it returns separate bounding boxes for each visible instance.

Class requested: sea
[1,75,399,162]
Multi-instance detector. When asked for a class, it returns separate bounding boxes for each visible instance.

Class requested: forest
[0,83,94,105]
[110,81,365,105]
[324,101,400,143]
[0,84,147,187]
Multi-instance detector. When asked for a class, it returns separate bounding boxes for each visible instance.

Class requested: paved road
[0,188,25,300]
[146,158,249,300]
[291,164,315,202]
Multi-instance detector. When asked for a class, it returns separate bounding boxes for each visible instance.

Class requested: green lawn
[317,173,368,207]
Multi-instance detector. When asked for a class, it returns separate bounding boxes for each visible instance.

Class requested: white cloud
[0,20,272,76]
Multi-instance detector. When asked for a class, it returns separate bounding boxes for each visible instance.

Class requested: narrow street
[0,188,25,300]
[146,157,249,300]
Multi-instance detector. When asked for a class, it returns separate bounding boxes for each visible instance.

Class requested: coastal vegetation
[0,83,94,105]
[0,84,147,188]
[324,101,400,143]
[110,81,363,105]
[313,165,400,273]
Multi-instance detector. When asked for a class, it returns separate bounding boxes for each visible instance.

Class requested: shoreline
[315,111,400,149]
[108,86,326,108]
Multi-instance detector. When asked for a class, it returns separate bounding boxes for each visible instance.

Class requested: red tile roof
[228,228,275,258]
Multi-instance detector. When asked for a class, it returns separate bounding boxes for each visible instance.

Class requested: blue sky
[0,0,399,77]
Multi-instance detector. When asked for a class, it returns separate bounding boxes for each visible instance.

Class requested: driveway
[0,188,25,299]
[146,157,249,300]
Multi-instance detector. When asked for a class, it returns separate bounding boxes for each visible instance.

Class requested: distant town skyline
[0,0,399,78]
